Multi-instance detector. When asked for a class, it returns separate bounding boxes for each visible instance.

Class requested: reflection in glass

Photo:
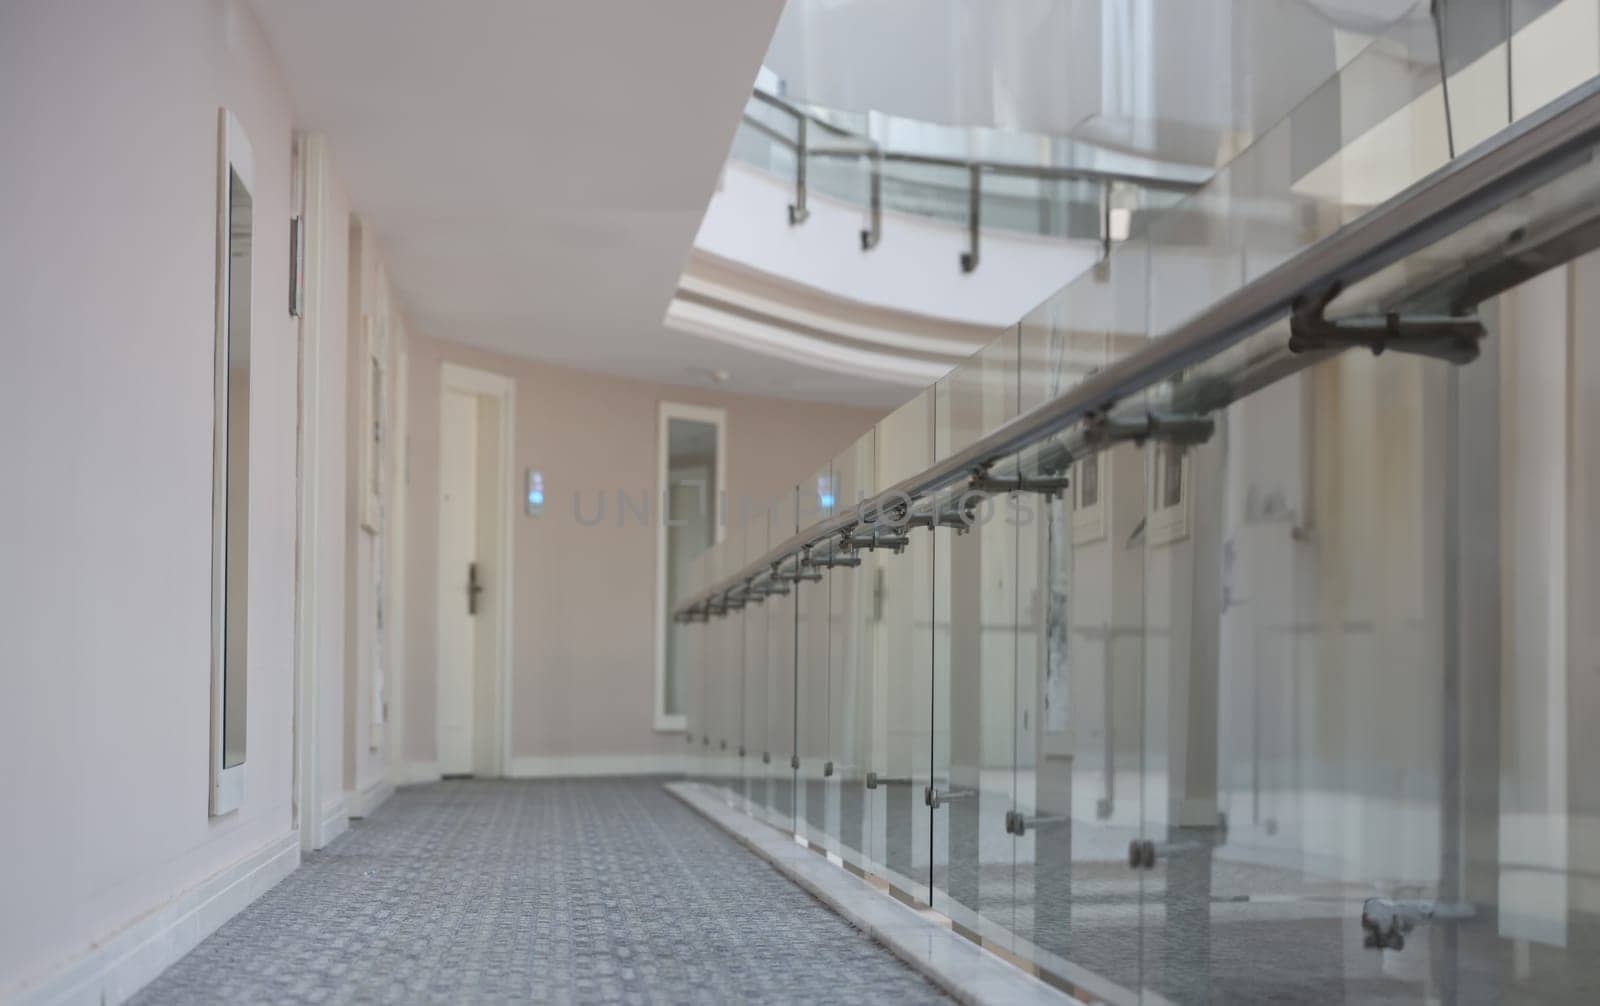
[664,416,719,717]
[673,4,1600,996]
[831,432,875,872]
[797,464,833,847]
[221,168,252,773]
[766,490,799,830]
[1078,453,1099,509]
[931,332,1020,943]
[1161,445,1183,509]
[874,389,936,903]
[743,519,769,812]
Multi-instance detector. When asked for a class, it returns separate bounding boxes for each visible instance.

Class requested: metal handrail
[746,88,1204,192]
[677,76,1600,620]
[741,87,1205,263]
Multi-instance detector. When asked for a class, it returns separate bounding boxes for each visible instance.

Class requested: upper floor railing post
[788,116,809,226]
[861,148,881,251]
[959,164,981,273]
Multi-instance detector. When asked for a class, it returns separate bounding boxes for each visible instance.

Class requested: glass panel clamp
[925,787,976,809]
[1125,839,1156,870]
[865,771,912,790]
[968,467,1072,500]
[1004,811,1068,835]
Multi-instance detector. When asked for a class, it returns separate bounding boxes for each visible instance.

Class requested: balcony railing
[732,87,1204,272]
[674,1,1600,999]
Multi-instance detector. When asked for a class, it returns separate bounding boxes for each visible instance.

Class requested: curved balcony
[671,83,1212,403]
[732,84,1205,272]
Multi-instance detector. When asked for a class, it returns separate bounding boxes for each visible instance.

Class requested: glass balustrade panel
[702,545,725,787]
[1507,0,1596,119]
[1004,235,1153,1001]
[871,386,937,904]
[683,549,707,780]
[1436,0,1515,150]
[1110,234,1600,1000]
[1136,319,1422,1002]
[717,533,743,794]
[930,332,1022,945]
[831,430,876,874]
[766,488,800,832]
[743,515,769,813]
[1142,3,1447,347]
[796,462,834,849]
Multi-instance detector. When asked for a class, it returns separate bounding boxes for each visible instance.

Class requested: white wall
[0,0,304,995]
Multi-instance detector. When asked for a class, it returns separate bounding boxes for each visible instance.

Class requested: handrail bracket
[1289,283,1485,365]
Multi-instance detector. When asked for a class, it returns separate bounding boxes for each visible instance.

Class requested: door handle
[467,561,485,615]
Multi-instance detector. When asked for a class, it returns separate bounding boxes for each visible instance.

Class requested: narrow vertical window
[655,404,725,730]
[211,110,254,815]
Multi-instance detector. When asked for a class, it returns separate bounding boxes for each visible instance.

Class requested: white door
[438,389,479,775]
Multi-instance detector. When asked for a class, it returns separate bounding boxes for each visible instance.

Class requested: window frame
[654,401,727,732]
[211,108,254,816]
[1070,451,1108,544]
[1147,442,1192,546]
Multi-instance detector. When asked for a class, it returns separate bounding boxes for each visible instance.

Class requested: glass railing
[724,0,1597,271]
[727,88,1203,266]
[722,0,1541,267]
[678,0,1600,999]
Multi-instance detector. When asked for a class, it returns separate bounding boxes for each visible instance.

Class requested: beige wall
[401,335,883,772]
[0,0,306,992]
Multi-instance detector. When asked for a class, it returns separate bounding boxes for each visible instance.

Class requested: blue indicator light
[526,469,546,515]
[819,493,835,509]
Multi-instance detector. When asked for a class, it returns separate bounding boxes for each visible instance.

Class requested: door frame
[387,347,410,771]
[435,362,516,776]
[292,131,328,848]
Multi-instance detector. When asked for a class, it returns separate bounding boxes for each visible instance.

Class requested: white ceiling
[250,0,816,397]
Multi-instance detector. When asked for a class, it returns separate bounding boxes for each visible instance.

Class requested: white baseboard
[397,760,441,785]
[346,774,395,819]
[10,830,300,1006]
[316,794,349,848]
[508,754,686,778]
